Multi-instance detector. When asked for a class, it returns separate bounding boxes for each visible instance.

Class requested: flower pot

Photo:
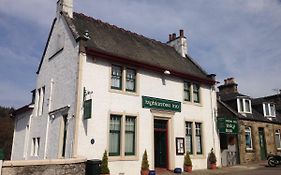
[210,163,216,170]
[141,169,149,175]
[184,165,192,172]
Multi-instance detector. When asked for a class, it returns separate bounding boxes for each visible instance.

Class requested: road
[227,166,281,175]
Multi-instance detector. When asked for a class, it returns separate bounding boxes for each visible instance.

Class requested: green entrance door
[154,120,168,168]
[258,128,267,160]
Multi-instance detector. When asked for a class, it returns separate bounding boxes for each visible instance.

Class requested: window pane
[265,104,270,116]
[245,127,252,149]
[270,104,276,116]
[83,99,92,119]
[195,123,202,154]
[193,84,200,103]
[111,65,122,90]
[125,117,135,155]
[245,100,250,112]
[126,69,136,92]
[185,122,193,154]
[239,99,244,112]
[109,115,121,156]
[275,130,281,149]
[184,82,191,101]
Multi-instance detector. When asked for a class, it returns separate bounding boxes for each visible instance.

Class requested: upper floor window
[184,81,200,104]
[111,65,137,93]
[35,86,45,116]
[263,103,276,117]
[237,98,252,113]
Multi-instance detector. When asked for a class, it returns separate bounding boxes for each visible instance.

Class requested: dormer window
[237,98,252,113]
[263,103,276,117]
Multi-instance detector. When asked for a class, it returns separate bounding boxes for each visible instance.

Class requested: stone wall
[238,120,281,164]
[1,158,86,175]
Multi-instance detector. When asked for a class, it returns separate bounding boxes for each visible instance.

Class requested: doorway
[258,128,267,160]
[154,119,168,168]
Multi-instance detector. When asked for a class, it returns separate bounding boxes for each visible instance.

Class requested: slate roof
[218,92,249,102]
[63,12,213,83]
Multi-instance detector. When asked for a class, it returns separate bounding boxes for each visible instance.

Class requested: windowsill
[183,100,202,107]
[109,88,139,96]
[109,155,138,161]
[277,148,281,151]
[245,148,254,152]
[190,154,205,159]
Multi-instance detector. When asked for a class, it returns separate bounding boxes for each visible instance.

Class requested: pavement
[158,161,270,175]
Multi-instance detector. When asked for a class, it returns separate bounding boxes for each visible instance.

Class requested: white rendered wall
[77,56,220,174]
[27,14,79,160]
[11,110,32,160]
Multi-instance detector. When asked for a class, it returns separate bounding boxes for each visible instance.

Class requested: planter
[141,169,149,175]
[184,165,192,172]
[210,163,216,170]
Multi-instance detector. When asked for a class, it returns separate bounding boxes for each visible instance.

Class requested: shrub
[141,150,149,170]
[101,150,110,174]
[209,148,217,164]
[184,152,192,166]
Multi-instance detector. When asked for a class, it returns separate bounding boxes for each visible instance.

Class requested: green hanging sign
[142,96,181,112]
[217,117,238,134]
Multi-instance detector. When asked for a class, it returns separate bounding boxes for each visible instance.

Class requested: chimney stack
[167,30,188,57]
[218,77,238,94]
[57,0,73,18]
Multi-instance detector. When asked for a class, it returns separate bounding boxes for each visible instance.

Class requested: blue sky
[1,0,281,108]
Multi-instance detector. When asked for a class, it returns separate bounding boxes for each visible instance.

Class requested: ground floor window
[109,114,136,157]
[31,137,40,156]
[245,127,253,150]
[185,121,203,155]
[275,129,281,150]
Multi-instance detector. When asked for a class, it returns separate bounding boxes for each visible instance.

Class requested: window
[184,82,191,102]
[111,65,137,93]
[111,65,122,90]
[275,130,281,149]
[126,69,136,92]
[237,98,252,113]
[185,122,193,154]
[125,117,136,155]
[184,81,200,104]
[31,137,40,156]
[35,86,45,116]
[195,123,202,154]
[263,103,276,117]
[109,114,137,157]
[245,127,253,150]
[109,115,121,156]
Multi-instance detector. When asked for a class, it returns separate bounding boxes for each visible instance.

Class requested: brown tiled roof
[65,12,213,83]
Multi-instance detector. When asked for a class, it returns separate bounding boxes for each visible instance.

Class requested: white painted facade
[11,1,221,174]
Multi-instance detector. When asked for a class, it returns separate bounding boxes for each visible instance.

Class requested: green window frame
[109,115,122,156]
[185,122,193,154]
[184,82,191,102]
[193,83,200,103]
[126,68,136,92]
[111,65,122,90]
[125,116,136,155]
[195,122,202,154]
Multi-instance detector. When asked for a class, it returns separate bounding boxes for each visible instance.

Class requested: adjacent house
[11,0,220,174]
[217,78,281,165]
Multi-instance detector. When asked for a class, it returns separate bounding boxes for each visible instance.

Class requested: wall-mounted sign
[217,117,238,134]
[142,96,181,112]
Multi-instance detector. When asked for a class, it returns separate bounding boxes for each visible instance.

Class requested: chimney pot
[172,33,176,40]
[180,29,184,37]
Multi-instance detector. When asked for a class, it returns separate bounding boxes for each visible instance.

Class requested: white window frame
[237,98,252,114]
[245,127,253,150]
[185,121,204,156]
[275,129,281,150]
[263,103,276,117]
[31,137,40,157]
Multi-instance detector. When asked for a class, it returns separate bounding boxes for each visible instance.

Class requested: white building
[11,0,220,174]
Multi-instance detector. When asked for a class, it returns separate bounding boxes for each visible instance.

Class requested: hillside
[0,106,14,160]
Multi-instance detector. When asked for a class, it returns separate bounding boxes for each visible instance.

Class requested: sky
[0,0,281,108]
